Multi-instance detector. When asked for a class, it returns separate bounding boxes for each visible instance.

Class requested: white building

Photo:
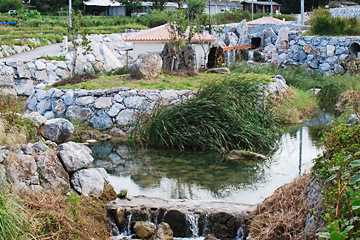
[124,24,216,68]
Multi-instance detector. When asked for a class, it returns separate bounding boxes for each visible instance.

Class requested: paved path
[0,43,63,61]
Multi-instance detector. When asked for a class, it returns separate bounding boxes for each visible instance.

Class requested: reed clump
[130,74,280,153]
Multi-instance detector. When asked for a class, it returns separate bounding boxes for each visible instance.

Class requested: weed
[38,55,67,61]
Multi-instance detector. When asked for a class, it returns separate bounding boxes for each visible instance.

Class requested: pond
[89,115,328,205]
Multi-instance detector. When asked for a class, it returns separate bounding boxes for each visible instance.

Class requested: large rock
[236,19,250,46]
[57,141,94,172]
[35,149,71,194]
[208,212,238,239]
[130,52,163,79]
[89,110,113,130]
[100,44,124,72]
[14,79,34,96]
[71,168,105,197]
[134,221,156,239]
[65,105,93,122]
[275,27,290,53]
[5,152,39,192]
[116,109,135,129]
[205,67,230,74]
[262,27,277,47]
[150,222,173,240]
[163,209,187,237]
[39,118,74,144]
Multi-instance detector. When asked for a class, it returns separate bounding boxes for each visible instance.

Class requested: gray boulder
[57,141,94,173]
[130,52,163,79]
[236,19,250,46]
[71,168,105,197]
[89,110,113,130]
[35,149,71,194]
[275,27,290,53]
[116,109,135,129]
[65,105,93,122]
[14,79,34,96]
[39,118,74,144]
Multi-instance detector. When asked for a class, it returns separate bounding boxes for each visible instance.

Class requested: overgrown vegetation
[129,73,281,153]
[0,190,30,240]
[230,61,360,111]
[250,174,312,240]
[312,90,360,239]
[0,95,38,148]
[308,8,360,36]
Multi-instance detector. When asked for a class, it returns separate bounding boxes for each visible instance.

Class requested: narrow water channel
[89,117,326,205]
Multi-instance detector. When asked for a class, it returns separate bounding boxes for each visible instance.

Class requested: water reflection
[89,125,323,204]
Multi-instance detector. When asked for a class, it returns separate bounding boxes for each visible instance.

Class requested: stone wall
[330,6,360,18]
[0,33,133,96]
[269,35,360,75]
[24,87,194,132]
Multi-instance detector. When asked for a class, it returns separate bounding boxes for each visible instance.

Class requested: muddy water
[90,121,325,205]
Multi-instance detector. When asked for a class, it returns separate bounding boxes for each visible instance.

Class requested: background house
[242,0,281,15]
[125,24,216,68]
[83,0,126,16]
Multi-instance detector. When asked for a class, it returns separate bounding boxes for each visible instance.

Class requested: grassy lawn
[56,72,235,91]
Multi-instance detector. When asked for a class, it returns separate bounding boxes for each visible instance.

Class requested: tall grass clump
[0,191,29,240]
[130,74,280,153]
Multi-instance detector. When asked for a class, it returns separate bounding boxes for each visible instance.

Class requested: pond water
[89,115,328,205]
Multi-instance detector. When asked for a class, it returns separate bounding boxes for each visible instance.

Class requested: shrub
[137,10,168,28]
[130,73,280,153]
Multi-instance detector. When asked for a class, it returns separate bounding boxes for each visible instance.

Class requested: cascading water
[234,227,245,240]
[186,213,200,237]
[122,214,132,236]
[247,50,255,62]
[202,213,210,236]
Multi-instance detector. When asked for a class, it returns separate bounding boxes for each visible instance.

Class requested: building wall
[133,42,210,69]
[109,6,126,16]
[133,42,165,60]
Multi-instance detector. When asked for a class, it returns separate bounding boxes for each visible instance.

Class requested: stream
[89,113,330,239]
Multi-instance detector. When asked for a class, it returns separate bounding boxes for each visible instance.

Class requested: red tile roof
[125,24,216,42]
[247,17,287,26]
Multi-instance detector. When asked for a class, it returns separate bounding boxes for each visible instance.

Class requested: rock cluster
[0,140,110,197]
[266,35,360,75]
[25,87,194,132]
[330,6,360,18]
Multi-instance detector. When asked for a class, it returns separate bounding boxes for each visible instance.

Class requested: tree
[166,0,210,70]
[0,0,22,13]
[67,10,92,76]
[152,0,168,10]
[30,0,83,13]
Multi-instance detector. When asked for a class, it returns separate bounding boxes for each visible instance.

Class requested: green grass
[230,61,360,111]
[129,73,280,153]
[57,72,232,91]
[0,190,30,240]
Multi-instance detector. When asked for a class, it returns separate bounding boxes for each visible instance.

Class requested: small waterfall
[202,213,210,236]
[122,214,132,236]
[234,227,245,240]
[186,213,200,237]
[247,50,255,62]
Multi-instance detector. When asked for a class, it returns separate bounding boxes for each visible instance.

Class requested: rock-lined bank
[24,87,195,132]
[0,139,112,197]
